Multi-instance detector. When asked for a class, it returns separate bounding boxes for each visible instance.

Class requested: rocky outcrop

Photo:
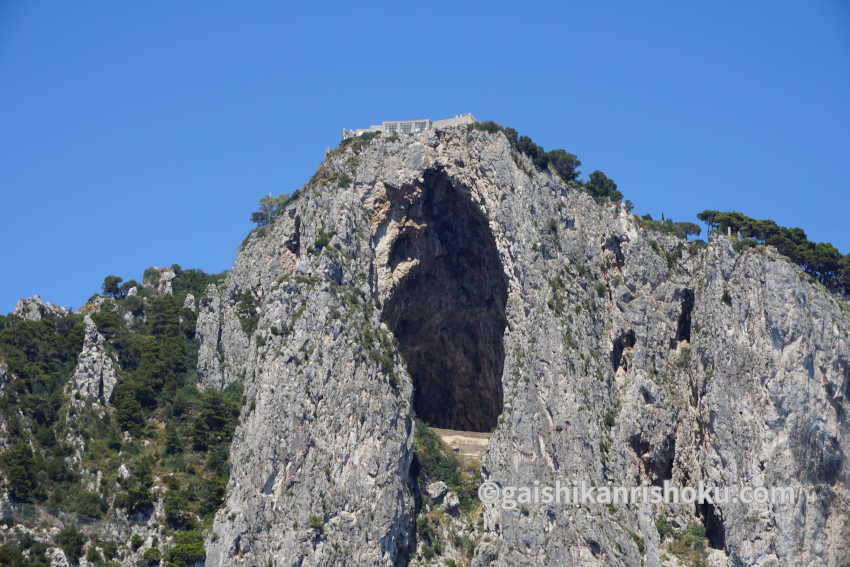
[0,361,9,452]
[196,283,248,391]
[143,267,176,295]
[66,315,118,408]
[0,360,8,394]
[13,295,69,321]
[46,546,69,567]
[202,185,416,566]
[78,295,110,315]
[199,125,850,566]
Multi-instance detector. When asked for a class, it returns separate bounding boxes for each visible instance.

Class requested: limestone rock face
[142,267,176,295]
[66,314,118,407]
[200,126,850,566]
[13,295,69,321]
[201,185,416,566]
[426,481,448,501]
[46,547,70,567]
[0,360,8,394]
[0,361,9,452]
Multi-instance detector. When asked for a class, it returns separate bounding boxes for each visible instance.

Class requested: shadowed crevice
[698,502,726,550]
[675,288,695,344]
[612,330,636,371]
[381,169,507,432]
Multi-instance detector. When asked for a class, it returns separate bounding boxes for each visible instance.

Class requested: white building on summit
[342,113,476,140]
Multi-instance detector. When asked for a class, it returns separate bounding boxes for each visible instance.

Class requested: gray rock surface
[13,295,69,320]
[143,267,176,295]
[198,126,849,566]
[0,361,9,452]
[0,360,8,394]
[46,547,70,567]
[202,180,416,565]
[426,481,448,501]
[66,315,118,408]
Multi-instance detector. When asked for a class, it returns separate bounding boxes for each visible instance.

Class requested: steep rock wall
[199,126,850,566]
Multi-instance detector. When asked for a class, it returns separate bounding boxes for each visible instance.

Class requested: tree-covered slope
[0,266,241,567]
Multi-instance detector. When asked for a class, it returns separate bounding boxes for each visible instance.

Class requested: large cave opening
[381,169,507,432]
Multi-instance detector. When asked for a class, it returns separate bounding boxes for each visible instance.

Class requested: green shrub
[467,121,582,182]
[309,514,324,532]
[637,216,701,240]
[142,547,161,566]
[595,283,607,298]
[667,520,709,566]
[248,192,300,227]
[198,476,226,517]
[468,121,502,134]
[311,230,336,254]
[189,386,241,452]
[165,489,196,530]
[102,275,124,298]
[1,444,36,502]
[0,541,49,567]
[413,420,481,512]
[0,315,84,429]
[65,486,107,519]
[416,514,440,553]
[55,525,86,566]
[338,130,380,151]
[85,545,101,563]
[586,170,622,202]
[547,149,581,182]
[732,238,759,253]
[337,172,352,187]
[143,267,162,288]
[629,530,646,555]
[676,347,692,368]
[100,540,118,559]
[166,531,205,567]
[113,388,146,436]
[166,268,226,300]
[164,423,182,455]
[656,516,674,540]
[115,459,154,516]
[235,290,259,335]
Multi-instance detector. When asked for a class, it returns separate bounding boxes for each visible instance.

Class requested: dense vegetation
[697,210,850,294]
[0,265,239,566]
[412,420,480,514]
[411,420,481,562]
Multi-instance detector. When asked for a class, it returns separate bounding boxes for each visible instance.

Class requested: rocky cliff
[0,124,846,567]
[196,125,849,566]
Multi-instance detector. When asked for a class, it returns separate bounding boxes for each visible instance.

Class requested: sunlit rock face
[199,125,850,567]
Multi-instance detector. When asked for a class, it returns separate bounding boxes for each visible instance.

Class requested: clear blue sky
[2,1,849,313]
